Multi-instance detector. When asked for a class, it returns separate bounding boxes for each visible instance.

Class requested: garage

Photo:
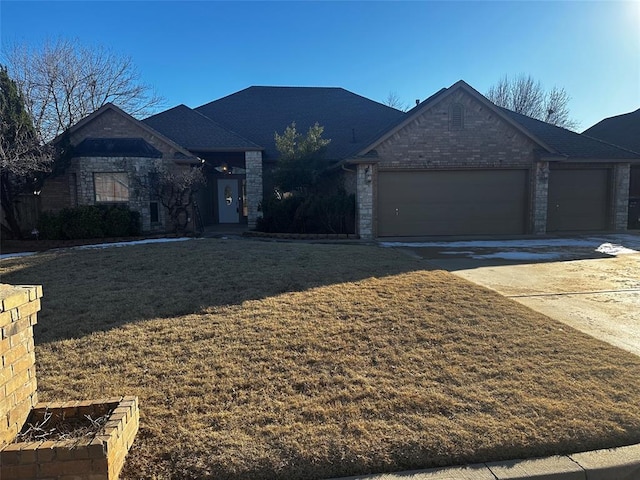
[377,169,529,236]
[547,168,610,232]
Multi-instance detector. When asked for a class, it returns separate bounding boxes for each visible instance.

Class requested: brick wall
[375,90,539,170]
[357,90,542,237]
[0,285,42,448]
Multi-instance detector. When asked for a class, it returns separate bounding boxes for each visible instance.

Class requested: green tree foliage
[0,65,52,238]
[273,122,331,194]
[258,122,355,234]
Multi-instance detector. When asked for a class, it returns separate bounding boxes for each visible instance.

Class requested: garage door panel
[547,169,609,232]
[378,170,528,236]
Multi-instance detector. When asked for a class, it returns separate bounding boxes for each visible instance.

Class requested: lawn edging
[328,443,640,479]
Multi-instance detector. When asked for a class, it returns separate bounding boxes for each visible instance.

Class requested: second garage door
[547,168,610,232]
[377,169,528,236]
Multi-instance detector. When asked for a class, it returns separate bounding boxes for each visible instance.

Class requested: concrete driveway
[382,234,640,357]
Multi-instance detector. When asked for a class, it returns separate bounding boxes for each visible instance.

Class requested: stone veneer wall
[356,163,375,239]
[531,161,550,235]
[0,285,42,448]
[70,156,168,233]
[245,151,263,229]
[612,163,631,230]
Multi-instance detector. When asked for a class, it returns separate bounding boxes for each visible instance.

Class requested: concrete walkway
[329,443,640,479]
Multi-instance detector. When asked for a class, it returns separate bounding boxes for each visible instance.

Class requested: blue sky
[1,1,638,131]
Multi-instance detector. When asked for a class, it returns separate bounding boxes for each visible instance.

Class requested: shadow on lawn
[0,238,430,344]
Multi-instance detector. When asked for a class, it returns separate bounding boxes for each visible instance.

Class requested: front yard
[2,238,640,479]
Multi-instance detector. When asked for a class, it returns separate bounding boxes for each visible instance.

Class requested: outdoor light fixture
[215,163,231,174]
[364,165,373,184]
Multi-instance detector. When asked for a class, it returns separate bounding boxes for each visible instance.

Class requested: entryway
[217,178,241,224]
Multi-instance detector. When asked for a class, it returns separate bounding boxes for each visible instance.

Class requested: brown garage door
[377,170,528,236]
[547,168,610,232]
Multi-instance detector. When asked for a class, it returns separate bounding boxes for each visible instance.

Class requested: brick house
[37,80,640,239]
[347,81,640,238]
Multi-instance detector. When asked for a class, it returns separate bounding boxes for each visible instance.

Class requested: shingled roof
[500,107,640,160]
[582,108,640,154]
[195,86,406,161]
[74,138,163,158]
[143,105,261,152]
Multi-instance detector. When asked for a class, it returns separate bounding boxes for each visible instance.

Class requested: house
[40,104,202,233]
[38,81,640,239]
[582,109,640,229]
[143,87,405,229]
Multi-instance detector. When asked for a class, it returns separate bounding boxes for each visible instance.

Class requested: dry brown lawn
[2,238,640,480]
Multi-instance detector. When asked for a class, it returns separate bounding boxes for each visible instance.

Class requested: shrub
[102,205,140,237]
[38,205,141,240]
[257,190,355,234]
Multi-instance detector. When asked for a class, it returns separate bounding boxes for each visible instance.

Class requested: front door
[217,178,240,223]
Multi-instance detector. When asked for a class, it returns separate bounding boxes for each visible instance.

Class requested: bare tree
[486,74,578,130]
[383,91,410,112]
[134,162,205,233]
[3,38,163,141]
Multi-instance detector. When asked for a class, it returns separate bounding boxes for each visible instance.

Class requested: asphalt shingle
[143,105,262,152]
[195,86,406,161]
[500,108,640,160]
[583,108,640,154]
[74,137,163,158]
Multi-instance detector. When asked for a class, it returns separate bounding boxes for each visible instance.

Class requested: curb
[327,443,640,479]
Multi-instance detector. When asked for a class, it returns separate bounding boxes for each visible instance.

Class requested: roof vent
[415,99,420,106]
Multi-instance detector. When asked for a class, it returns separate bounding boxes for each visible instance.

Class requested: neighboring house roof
[74,138,163,158]
[501,108,640,160]
[142,105,262,152]
[582,108,640,154]
[195,86,406,161]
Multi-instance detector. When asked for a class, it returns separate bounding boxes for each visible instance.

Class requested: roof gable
[143,105,262,152]
[195,86,406,161]
[356,80,556,157]
[356,81,640,161]
[54,103,200,163]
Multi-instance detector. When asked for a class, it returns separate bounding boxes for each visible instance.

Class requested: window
[94,172,129,202]
[450,103,464,130]
[150,202,159,223]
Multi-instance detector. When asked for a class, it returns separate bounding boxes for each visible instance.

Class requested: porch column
[356,163,375,240]
[245,151,263,229]
[612,163,630,231]
[531,161,549,235]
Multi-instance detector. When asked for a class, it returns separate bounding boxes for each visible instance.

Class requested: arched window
[450,103,464,130]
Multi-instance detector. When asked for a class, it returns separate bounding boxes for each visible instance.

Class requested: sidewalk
[329,443,640,479]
